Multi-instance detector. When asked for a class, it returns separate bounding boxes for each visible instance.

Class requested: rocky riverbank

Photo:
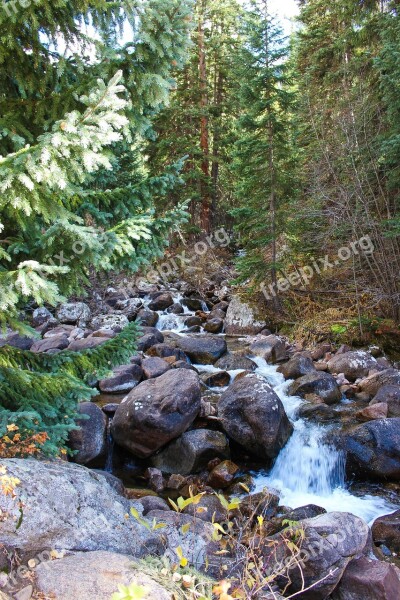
[1,278,400,599]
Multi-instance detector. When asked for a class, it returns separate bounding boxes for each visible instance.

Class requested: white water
[252,357,397,524]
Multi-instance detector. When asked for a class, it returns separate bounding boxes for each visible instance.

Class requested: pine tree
[231,0,296,306]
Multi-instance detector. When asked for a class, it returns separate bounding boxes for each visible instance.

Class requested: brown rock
[372,509,400,554]
[207,460,239,489]
[332,556,400,600]
[356,402,388,422]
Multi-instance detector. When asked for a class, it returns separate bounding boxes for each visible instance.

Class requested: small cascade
[252,357,397,523]
[156,313,186,333]
[104,416,115,474]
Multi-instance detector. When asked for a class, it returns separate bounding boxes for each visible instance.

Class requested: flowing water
[113,291,398,524]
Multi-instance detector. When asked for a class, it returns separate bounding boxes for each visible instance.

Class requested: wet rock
[355,402,388,422]
[148,293,174,311]
[99,364,143,393]
[327,350,379,381]
[215,353,257,372]
[331,556,400,600]
[218,375,293,460]
[278,353,316,380]
[204,318,224,333]
[90,314,129,332]
[141,357,171,379]
[224,296,265,335]
[167,302,184,314]
[372,509,400,554]
[32,306,53,327]
[35,551,171,600]
[176,336,227,365]
[201,371,230,388]
[370,385,400,417]
[112,369,201,458]
[136,308,159,327]
[181,297,205,311]
[298,403,337,422]
[249,335,287,363]
[151,429,230,475]
[284,504,327,522]
[207,460,239,489]
[290,371,342,405]
[184,325,201,333]
[265,512,370,600]
[57,302,91,327]
[342,418,400,480]
[358,369,400,398]
[0,460,161,559]
[69,402,107,465]
[184,316,203,327]
[147,343,187,362]
[31,333,69,353]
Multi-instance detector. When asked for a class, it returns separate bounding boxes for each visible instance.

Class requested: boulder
[181,297,204,311]
[0,333,34,350]
[208,308,226,320]
[32,307,53,327]
[355,402,388,422]
[358,369,400,398]
[213,301,229,312]
[34,551,171,600]
[372,509,400,554]
[99,364,143,393]
[141,357,171,379]
[370,385,400,417]
[183,494,228,523]
[151,429,230,475]
[31,334,69,353]
[204,318,224,334]
[145,467,165,493]
[265,512,370,600]
[136,309,159,327]
[249,335,287,363]
[112,369,201,458]
[342,418,400,480]
[147,343,187,362]
[176,336,227,364]
[215,353,257,372]
[57,302,91,327]
[331,556,400,600]
[327,350,379,381]
[290,371,342,404]
[184,316,203,327]
[90,314,129,332]
[115,298,143,321]
[69,402,107,465]
[224,296,265,335]
[67,336,107,351]
[218,375,293,460]
[137,496,170,516]
[167,303,184,314]
[148,293,174,311]
[0,460,161,561]
[278,353,316,380]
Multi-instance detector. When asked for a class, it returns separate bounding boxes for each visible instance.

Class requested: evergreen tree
[231,0,296,305]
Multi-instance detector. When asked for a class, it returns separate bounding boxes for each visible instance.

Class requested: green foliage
[0,322,139,455]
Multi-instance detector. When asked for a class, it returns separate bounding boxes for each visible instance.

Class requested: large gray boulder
[224,296,265,335]
[342,418,400,480]
[112,369,201,458]
[290,371,342,405]
[68,402,107,465]
[0,460,161,563]
[327,350,379,381]
[151,429,230,475]
[35,551,171,600]
[265,512,370,600]
[176,335,227,364]
[218,375,293,459]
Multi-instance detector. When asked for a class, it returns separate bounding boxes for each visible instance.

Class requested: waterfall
[252,357,397,524]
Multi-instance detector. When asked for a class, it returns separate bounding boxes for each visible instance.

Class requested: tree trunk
[198,0,211,233]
